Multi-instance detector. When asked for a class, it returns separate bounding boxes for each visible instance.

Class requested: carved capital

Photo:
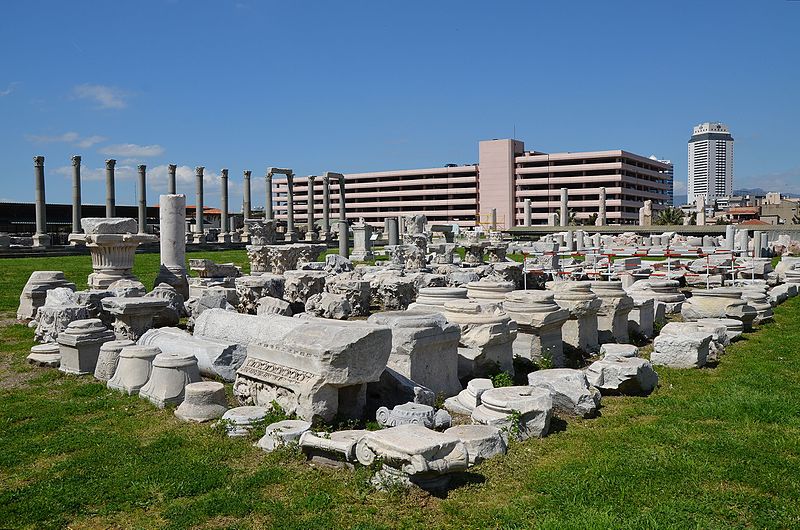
[243,170,251,179]
[105,159,116,169]
[71,155,81,166]
[33,155,44,167]
[168,164,177,173]
[220,168,228,178]
[138,164,146,173]
[195,166,204,176]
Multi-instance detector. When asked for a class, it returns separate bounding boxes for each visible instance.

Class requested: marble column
[559,188,568,227]
[154,194,189,299]
[725,224,735,251]
[265,171,274,221]
[137,165,147,233]
[338,175,348,258]
[194,166,204,243]
[387,217,399,245]
[71,155,82,235]
[490,208,497,230]
[285,173,297,242]
[752,231,762,257]
[242,170,252,219]
[321,173,331,241]
[32,156,50,247]
[524,198,531,227]
[597,187,606,226]
[105,159,116,217]
[167,164,177,195]
[305,175,317,241]
[218,168,230,243]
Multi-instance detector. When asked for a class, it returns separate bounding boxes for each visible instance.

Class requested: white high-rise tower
[687,122,734,204]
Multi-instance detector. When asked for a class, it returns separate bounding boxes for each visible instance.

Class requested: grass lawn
[1,252,799,529]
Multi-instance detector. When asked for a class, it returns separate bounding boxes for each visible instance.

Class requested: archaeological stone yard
[2,163,800,528]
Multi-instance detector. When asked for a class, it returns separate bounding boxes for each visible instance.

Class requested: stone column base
[32,233,51,248]
[217,232,231,244]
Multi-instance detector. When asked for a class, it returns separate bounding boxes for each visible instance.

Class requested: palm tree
[654,207,685,226]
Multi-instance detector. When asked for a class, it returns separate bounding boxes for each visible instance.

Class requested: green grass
[1,253,800,528]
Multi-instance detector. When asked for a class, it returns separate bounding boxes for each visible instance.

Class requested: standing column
[752,230,762,258]
[725,224,735,251]
[218,168,230,243]
[524,198,531,227]
[242,170,252,219]
[71,155,82,234]
[167,164,177,195]
[597,187,607,226]
[137,165,147,233]
[285,173,297,242]
[490,208,497,231]
[559,188,568,227]
[265,171,274,221]
[105,159,116,217]
[338,175,348,258]
[154,193,189,299]
[32,156,50,247]
[321,173,331,242]
[194,166,204,243]
[305,175,317,241]
[387,218,399,245]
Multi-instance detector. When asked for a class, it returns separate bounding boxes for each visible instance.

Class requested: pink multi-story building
[272,139,672,228]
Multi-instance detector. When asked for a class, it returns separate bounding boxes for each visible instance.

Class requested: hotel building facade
[273,138,672,229]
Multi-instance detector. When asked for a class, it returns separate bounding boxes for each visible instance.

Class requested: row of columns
[518,187,608,227]
[32,156,351,249]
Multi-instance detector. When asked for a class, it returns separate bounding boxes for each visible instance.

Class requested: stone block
[527,368,601,418]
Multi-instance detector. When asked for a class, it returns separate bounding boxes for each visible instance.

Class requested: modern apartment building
[650,155,674,205]
[272,138,672,228]
[688,122,734,204]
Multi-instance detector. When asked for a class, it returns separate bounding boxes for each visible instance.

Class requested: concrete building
[272,138,671,228]
[650,155,674,205]
[688,122,734,204]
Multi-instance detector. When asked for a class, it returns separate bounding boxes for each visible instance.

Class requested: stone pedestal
[503,290,570,367]
[69,218,156,290]
[175,381,228,422]
[465,280,515,306]
[94,339,135,382]
[57,319,116,375]
[27,343,61,367]
[681,287,758,331]
[367,311,462,398]
[472,386,553,441]
[590,281,634,344]
[350,220,374,262]
[101,297,169,340]
[139,352,201,408]
[408,287,468,313]
[442,300,517,380]
[549,281,602,353]
[107,345,160,395]
[17,271,76,321]
[628,297,655,339]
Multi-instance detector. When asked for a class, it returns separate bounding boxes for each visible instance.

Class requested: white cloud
[99,143,165,158]
[673,179,687,194]
[72,83,128,109]
[26,131,80,143]
[0,82,19,96]
[75,135,107,148]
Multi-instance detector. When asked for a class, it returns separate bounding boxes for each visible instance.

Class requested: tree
[654,207,685,226]
[585,213,598,226]
[567,210,579,226]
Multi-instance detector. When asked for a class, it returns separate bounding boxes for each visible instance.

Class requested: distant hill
[733,188,800,198]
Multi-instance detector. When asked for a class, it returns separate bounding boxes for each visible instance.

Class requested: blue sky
[1,1,798,208]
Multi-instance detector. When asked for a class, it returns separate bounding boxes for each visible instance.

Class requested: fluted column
[167,164,177,195]
[32,156,50,247]
[265,172,274,221]
[321,173,331,241]
[218,168,230,243]
[137,165,147,233]
[305,175,317,241]
[105,159,116,217]
[71,155,82,234]
[285,173,296,242]
[194,166,204,243]
[338,174,348,258]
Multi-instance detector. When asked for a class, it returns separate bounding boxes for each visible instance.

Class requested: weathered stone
[94,339,135,382]
[107,345,160,395]
[471,386,553,440]
[235,274,285,314]
[175,381,229,423]
[300,429,366,469]
[372,274,417,310]
[367,311,462,398]
[465,280,515,305]
[549,281,602,353]
[584,357,658,395]
[376,402,451,430]
[34,288,89,344]
[139,352,201,408]
[146,283,186,327]
[408,287,468,313]
[57,319,116,375]
[444,425,508,466]
[323,254,355,274]
[138,327,246,382]
[590,281,634,343]
[443,378,493,416]
[101,297,169,340]
[27,343,60,367]
[233,314,392,422]
[442,300,517,380]
[527,368,601,418]
[448,270,481,287]
[107,279,147,298]
[247,243,326,274]
[503,290,570,367]
[628,297,655,339]
[325,274,371,316]
[600,343,639,359]
[189,259,241,278]
[696,317,743,340]
[256,419,312,452]
[626,279,685,316]
[355,424,468,491]
[284,270,327,306]
[256,296,293,316]
[187,289,236,330]
[681,287,758,331]
[17,271,75,321]
[652,331,712,368]
[366,367,436,416]
[305,292,352,320]
[219,406,269,437]
[81,217,138,234]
